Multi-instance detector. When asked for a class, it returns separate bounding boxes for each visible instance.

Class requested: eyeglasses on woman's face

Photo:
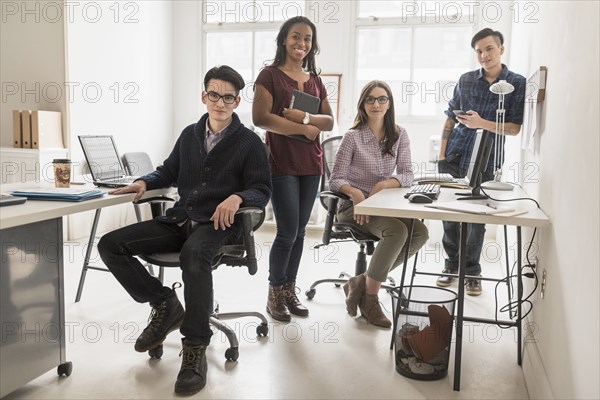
[364,95,389,105]
[206,91,237,104]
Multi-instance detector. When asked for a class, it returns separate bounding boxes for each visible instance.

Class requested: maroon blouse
[254,66,328,176]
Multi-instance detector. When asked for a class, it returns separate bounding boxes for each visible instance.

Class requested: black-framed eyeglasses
[365,96,389,105]
[206,91,237,104]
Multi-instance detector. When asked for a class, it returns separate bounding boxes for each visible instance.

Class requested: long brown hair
[351,80,399,156]
[269,16,320,75]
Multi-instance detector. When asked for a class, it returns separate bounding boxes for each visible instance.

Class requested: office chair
[74,152,173,302]
[138,207,269,361]
[305,136,395,300]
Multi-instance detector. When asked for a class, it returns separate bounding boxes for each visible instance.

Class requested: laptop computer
[78,135,138,188]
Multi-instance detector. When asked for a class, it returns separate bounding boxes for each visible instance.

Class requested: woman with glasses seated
[329,80,429,329]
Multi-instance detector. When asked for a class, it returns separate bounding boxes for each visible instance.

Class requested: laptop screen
[78,135,127,181]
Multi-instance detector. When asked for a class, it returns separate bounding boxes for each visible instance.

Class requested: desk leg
[453,222,467,391]
[75,208,102,302]
[390,219,415,350]
[517,226,523,366]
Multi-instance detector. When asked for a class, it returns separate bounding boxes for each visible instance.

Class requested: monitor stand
[455,185,487,201]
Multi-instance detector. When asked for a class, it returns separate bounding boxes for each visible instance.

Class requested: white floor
[6,222,529,399]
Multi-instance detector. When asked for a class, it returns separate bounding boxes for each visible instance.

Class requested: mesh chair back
[320,136,343,208]
[122,152,155,176]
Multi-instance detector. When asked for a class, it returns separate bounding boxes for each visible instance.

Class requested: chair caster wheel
[149,344,163,359]
[57,361,73,377]
[225,347,239,361]
[256,323,269,337]
[305,288,316,299]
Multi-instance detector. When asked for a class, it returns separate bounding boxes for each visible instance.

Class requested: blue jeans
[438,157,494,276]
[98,219,240,345]
[269,174,320,286]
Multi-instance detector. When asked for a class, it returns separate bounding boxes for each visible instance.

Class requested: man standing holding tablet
[436,28,526,295]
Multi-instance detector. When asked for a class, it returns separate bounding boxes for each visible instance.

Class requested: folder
[12,110,22,148]
[288,90,321,143]
[31,110,63,149]
[10,187,105,202]
[21,110,32,148]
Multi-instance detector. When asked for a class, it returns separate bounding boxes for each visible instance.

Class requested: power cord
[494,227,539,328]
[479,186,541,209]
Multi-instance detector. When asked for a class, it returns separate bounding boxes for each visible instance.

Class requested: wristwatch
[302,112,310,125]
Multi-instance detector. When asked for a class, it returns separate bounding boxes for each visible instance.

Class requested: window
[355,1,475,117]
[201,1,305,126]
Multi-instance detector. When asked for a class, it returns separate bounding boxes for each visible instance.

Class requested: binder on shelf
[288,89,321,143]
[12,110,22,148]
[21,110,32,148]
[31,110,63,149]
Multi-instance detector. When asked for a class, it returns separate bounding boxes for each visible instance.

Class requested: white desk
[0,183,170,398]
[355,186,550,390]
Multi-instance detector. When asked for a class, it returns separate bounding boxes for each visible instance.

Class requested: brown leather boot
[359,293,391,329]
[283,282,309,317]
[342,273,366,317]
[266,284,291,322]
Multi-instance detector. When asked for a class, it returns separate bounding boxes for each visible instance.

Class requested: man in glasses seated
[98,65,271,396]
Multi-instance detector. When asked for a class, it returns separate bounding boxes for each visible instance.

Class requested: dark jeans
[269,174,320,286]
[98,219,240,345]
[438,157,494,276]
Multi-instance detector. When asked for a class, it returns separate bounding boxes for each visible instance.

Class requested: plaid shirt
[445,64,526,172]
[329,124,413,198]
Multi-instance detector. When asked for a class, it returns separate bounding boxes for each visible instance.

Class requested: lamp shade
[489,80,514,95]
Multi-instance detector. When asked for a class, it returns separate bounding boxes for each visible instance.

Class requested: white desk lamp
[481,80,515,191]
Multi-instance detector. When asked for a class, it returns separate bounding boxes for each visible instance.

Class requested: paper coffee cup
[53,159,72,188]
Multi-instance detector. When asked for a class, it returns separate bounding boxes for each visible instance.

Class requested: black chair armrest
[134,195,176,205]
[319,191,350,245]
[134,195,176,219]
[236,207,264,276]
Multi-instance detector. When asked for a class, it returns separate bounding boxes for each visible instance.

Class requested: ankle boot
[359,293,392,329]
[135,283,185,352]
[283,282,309,317]
[342,273,366,317]
[266,284,291,322]
[174,338,207,395]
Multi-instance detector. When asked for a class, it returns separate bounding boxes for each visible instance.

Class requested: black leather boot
[266,284,291,322]
[135,283,185,352]
[174,338,207,395]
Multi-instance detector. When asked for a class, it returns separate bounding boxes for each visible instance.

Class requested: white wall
[0,1,68,148]
[66,1,174,239]
[509,2,600,398]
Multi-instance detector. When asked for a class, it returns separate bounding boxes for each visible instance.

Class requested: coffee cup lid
[53,159,71,163]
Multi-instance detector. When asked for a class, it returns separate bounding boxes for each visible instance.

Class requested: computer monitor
[457,129,494,200]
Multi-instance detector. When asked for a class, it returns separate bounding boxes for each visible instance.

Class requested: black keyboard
[404,184,441,200]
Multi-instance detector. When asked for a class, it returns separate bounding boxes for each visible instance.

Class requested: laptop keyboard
[404,184,441,200]
[110,176,136,184]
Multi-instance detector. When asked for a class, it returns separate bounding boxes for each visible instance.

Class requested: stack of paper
[11,188,105,202]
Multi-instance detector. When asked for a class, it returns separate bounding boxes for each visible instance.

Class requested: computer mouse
[408,193,434,204]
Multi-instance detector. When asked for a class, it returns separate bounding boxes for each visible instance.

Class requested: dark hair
[204,65,245,94]
[351,80,398,157]
[471,28,504,49]
[269,16,320,75]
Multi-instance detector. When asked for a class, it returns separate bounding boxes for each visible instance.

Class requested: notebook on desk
[425,201,517,215]
[78,135,138,188]
[0,194,27,207]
